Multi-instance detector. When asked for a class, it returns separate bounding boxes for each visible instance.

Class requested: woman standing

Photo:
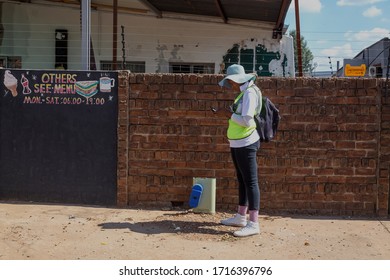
[217,64,262,237]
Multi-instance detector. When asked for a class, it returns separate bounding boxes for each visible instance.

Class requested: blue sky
[284,0,390,72]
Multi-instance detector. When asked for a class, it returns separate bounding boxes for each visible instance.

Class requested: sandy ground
[0,202,390,260]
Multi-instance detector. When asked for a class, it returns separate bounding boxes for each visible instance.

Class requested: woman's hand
[211,106,232,119]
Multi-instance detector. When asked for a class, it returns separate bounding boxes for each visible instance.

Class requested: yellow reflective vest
[227,86,259,140]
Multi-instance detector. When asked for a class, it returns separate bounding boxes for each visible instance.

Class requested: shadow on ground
[98,220,233,236]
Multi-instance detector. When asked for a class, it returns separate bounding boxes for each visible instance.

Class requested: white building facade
[0,1,294,77]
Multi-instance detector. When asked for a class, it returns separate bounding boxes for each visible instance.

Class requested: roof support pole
[113,0,118,70]
[138,0,162,17]
[294,0,303,77]
[81,0,91,70]
[215,0,228,23]
[275,0,291,32]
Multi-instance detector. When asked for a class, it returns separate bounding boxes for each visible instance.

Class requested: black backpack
[254,94,280,143]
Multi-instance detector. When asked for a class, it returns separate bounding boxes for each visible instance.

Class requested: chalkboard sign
[0,69,118,205]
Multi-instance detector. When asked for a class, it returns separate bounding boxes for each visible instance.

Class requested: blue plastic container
[189,183,203,208]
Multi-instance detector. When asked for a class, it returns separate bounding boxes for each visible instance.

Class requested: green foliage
[289,30,314,75]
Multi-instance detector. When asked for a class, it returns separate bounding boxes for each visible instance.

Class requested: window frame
[169,62,215,74]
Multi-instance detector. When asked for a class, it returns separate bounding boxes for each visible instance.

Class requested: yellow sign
[345,64,366,77]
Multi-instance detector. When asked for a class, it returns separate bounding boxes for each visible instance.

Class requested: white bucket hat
[219,64,256,88]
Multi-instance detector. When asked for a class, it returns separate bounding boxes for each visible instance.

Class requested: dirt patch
[1,202,390,260]
[153,210,240,242]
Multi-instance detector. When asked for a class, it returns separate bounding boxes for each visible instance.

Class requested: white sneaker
[221,213,247,227]
[233,221,260,237]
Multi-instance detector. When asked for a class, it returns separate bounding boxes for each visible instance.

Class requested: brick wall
[118,72,390,217]
[378,85,390,216]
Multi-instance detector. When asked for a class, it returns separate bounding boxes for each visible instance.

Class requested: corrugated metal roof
[141,0,289,24]
[10,0,291,32]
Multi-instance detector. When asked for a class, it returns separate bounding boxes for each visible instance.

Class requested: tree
[289,30,314,75]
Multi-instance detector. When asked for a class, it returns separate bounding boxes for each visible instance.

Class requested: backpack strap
[233,82,257,103]
[251,85,263,116]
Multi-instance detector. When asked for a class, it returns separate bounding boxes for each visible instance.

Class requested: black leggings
[230,140,260,210]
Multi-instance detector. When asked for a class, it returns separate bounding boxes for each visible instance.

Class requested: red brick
[120,74,388,216]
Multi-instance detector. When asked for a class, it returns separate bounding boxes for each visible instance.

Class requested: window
[170,63,215,74]
[100,61,145,73]
[0,57,6,68]
[375,66,383,78]
[0,56,22,69]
